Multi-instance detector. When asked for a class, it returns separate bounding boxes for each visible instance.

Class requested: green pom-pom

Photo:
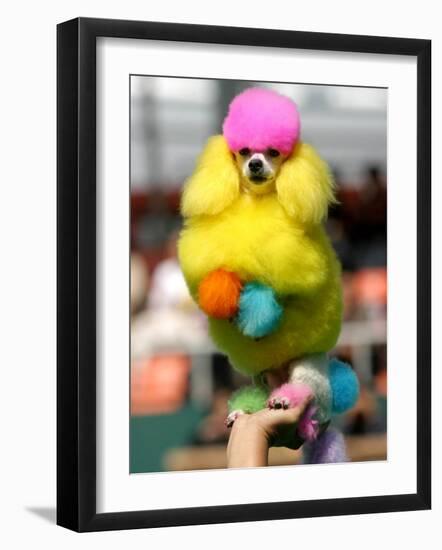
[228,385,268,414]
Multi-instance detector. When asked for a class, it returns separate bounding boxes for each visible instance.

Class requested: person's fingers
[274,401,310,425]
[259,396,313,427]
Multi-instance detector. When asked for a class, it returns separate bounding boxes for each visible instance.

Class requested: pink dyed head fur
[222,88,301,155]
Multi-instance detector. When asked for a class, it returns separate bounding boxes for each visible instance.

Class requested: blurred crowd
[129,78,387,473]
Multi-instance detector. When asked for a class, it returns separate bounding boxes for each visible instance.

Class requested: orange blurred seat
[352,267,387,308]
[131,354,190,415]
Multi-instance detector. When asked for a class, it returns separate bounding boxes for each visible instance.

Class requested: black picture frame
[57,17,431,532]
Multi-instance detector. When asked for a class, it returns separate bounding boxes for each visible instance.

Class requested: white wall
[0,1,439,548]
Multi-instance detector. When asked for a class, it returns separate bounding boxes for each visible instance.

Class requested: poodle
[178,88,359,462]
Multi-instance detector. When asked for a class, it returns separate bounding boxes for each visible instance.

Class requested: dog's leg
[302,427,348,464]
[268,354,332,441]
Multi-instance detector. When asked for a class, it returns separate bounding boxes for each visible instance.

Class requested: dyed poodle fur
[223,88,301,155]
[303,427,348,464]
[178,135,342,374]
[329,357,360,414]
[237,282,283,338]
[268,382,313,408]
[227,385,268,415]
[198,268,242,319]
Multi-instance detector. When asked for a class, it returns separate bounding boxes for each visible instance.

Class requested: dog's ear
[276,142,336,225]
[181,135,240,217]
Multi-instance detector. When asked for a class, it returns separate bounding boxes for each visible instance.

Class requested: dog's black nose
[248,158,263,174]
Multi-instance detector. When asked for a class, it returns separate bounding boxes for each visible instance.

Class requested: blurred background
[130,76,387,473]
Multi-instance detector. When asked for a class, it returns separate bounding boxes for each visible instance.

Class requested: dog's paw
[225,409,245,428]
[236,282,283,338]
[267,383,313,410]
[267,396,291,410]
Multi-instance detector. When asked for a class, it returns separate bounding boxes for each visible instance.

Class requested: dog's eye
[239,148,250,156]
[268,148,280,158]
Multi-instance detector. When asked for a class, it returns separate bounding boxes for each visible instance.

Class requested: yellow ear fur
[276,142,336,225]
[181,135,240,217]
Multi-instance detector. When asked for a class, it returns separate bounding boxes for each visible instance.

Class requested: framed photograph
[57,17,431,532]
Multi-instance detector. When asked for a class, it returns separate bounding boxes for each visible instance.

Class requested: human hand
[226,396,312,468]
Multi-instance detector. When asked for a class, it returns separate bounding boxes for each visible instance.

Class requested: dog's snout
[248,158,263,174]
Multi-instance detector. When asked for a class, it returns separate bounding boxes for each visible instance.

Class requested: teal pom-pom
[236,282,283,338]
[329,358,360,414]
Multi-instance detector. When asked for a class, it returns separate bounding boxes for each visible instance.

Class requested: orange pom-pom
[198,269,242,319]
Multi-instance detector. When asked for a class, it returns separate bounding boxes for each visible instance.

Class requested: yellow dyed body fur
[178,135,342,375]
